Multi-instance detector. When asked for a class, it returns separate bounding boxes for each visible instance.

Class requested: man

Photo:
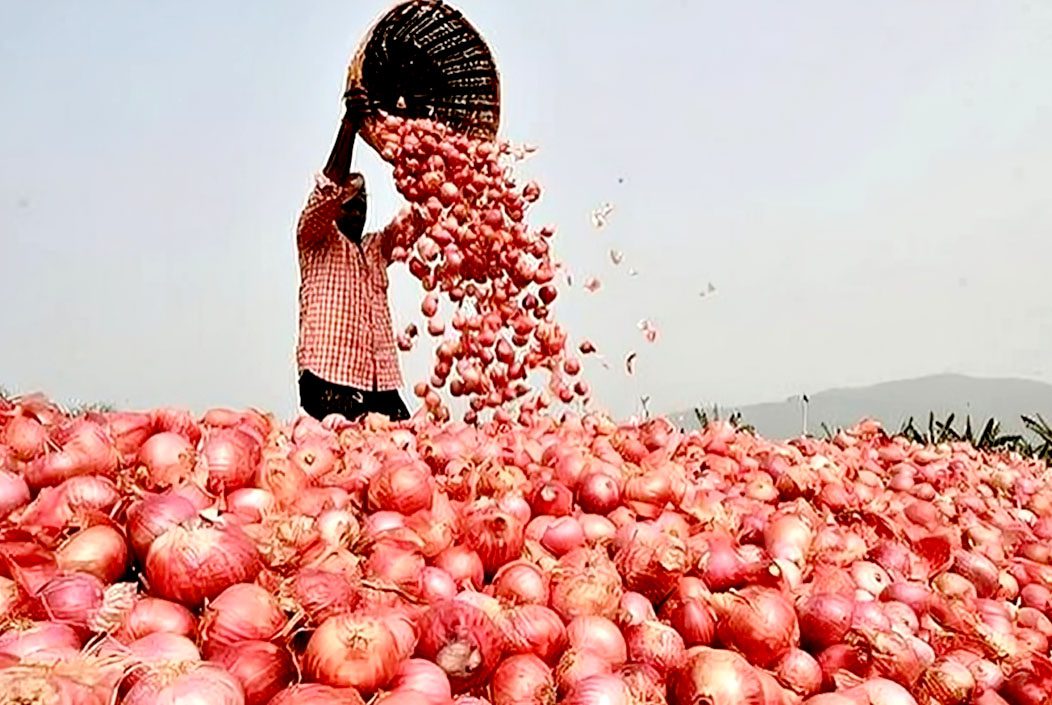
[295,89,411,422]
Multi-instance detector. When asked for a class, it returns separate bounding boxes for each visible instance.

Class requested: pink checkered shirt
[295,174,402,391]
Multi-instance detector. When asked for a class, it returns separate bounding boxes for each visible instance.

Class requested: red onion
[492,654,556,705]
[213,640,295,705]
[416,600,505,693]
[501,604,567,664]
[122,661,245,705]
[493,561,549,605]
[540,516,585,555]
[201,429,259,491]
[56,524,128,584]
[0,469,31,518]
[435,545,485,589]
[799,593,855,650]
[915,657,975,705]
[852,600,892,633]
[366,540,425,593]
[126,494,198,561]
[577,472,620,514]
[144,520,260,607]
[555,649,613,695]
[305,612,401,692]
[710,587,799,668]
[36,572,104,629]
[775,648,823,698]
[200,583,286,657]
[4,414,46,460]
[529,481,573,517]
[563,673,630,705]
[389,658,453,705]
[116,597,197,642]
[463,501,526,576]
[421,566,459,603]
[0,621,80,660]
[624,619,686,674]
[268,684,366,705]
[368,459,434,514]
[566,616,627,666]
[138,431,197,489]
[226,488,274,522]
[578,514,617,544]
[288,569,356,624]
[669,647,764,705]
[619,591,658,628]
[549,547,623,621]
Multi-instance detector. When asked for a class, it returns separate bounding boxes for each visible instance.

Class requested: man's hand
[343,87,372,128]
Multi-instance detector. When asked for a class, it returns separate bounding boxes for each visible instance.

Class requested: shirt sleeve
[296,173,348,252]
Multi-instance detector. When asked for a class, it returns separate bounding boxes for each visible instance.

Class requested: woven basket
[346,0,501,155]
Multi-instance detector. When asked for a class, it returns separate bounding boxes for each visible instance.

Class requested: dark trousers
[298,370,410,422]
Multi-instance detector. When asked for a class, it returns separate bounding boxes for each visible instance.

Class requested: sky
[2,0,1051,420]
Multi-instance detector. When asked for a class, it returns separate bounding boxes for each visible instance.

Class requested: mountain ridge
[669,373,1052,441]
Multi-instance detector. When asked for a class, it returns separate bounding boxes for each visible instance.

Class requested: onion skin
[549,547,624,622]
[799,594,855,651]
[624,619,687,675]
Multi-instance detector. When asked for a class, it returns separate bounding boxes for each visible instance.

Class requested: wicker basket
[346,0,501,155]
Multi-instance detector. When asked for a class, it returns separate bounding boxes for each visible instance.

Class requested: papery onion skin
[144,521,260,607]
[549,547,624,622]
[624,619,687,675]
[774,648,823,698]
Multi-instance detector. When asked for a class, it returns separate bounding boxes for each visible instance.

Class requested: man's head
[336,173,367,243]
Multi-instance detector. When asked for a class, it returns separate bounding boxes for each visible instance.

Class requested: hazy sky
[2,1,1051,419]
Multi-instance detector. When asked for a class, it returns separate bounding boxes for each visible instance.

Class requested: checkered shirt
[295,174,402,391]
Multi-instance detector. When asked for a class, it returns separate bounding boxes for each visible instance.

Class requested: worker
[294,88,411,422]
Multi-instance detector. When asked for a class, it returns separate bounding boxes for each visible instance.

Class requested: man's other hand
[343,87,371,127]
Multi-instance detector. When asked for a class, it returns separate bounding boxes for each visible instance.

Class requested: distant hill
[669,374,1052,441]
